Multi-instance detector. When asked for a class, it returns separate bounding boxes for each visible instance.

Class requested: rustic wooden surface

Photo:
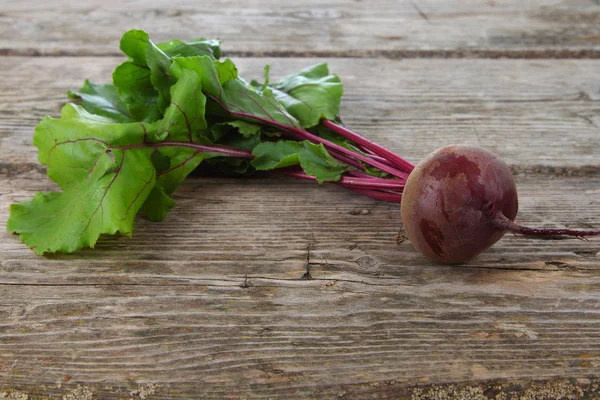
[2,1,600,399]
[3,57,600,173]
[2,0,600,57]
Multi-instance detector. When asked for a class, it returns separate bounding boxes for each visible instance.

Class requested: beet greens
[7,29,413,255]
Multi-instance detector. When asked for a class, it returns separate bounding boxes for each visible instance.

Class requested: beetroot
[401,145,600,264]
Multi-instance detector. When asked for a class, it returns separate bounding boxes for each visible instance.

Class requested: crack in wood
[460,263,590,272]
[409,0,430,22]
[239,274,253,288]
[0,258,594,288]
[4,48,600,59]
[4,162,599,179]
[302,242,313,280]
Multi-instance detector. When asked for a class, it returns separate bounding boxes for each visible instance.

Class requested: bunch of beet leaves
[7,29,415,255]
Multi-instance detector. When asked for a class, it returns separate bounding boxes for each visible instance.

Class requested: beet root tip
[492,213,600,238]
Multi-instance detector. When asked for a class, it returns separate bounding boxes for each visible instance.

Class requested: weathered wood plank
[1,0,600,57]
[2,283,600,399]
[1,57,600,173]
[2,173,599,277]
[1,174,600,397]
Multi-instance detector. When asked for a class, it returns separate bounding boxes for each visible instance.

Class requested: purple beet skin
[401,145,518,263]
[401,145,600,264]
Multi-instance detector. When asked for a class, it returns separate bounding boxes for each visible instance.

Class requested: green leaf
[269,63,343,128]
[157,38,221,59]
[68,80,132,122]
[8,147,155,255]
[209,157,253,176]
[206,124,229,143]
[210,121,261,142]
[218,132,262,152]
[119,29,150,65]
[113,31,162,121]
[297,141,348,182]
[140,147,212,222]
[222,80,301,128]
[151,150,171,173]
[8,94,219,253]
[140,67,212,216]
[8,104,157,254]
[214,59,238,84]
[7,104,155,254]
[113,30,222,122]
[226,120,262,137]
[117,29,175,116]
[262,64,271,88]
[173,56,299,129]
[33,104,155,185]
[142,186,176,222]
[171,56,237,95]
[252,140,347,183]
[251,141,302,170]
[113,61,161,122]
[153,147,209,195]
[146,40,175,114]
[153,68,207,143]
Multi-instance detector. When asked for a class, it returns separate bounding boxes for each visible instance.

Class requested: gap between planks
[3,163,600,179]
[3,48,600,59]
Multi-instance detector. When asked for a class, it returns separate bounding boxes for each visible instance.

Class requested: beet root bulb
[400,145,600,264]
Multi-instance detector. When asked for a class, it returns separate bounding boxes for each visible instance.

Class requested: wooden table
[2,1,600,398]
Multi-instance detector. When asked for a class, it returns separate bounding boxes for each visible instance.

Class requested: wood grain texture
[3,1,600,397]
[1,173,600,398]
[1,0,600,57]
[1,57,600,174]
